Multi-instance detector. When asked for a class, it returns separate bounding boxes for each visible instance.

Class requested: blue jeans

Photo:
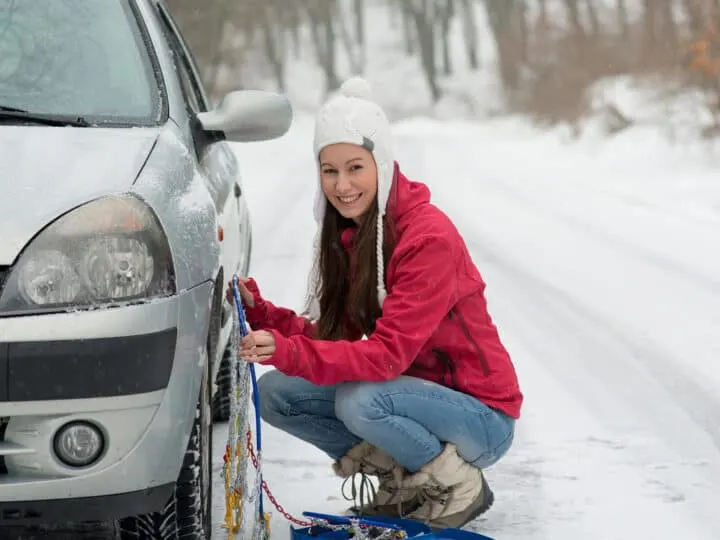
[257,370,515,472]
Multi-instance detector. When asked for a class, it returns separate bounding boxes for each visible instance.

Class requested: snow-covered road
[212,116,720,540]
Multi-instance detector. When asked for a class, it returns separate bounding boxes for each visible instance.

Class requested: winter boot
[401,443,494,530]
[332,441,420,518]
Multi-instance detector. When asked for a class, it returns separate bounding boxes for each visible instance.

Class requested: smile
[338,194,362,204]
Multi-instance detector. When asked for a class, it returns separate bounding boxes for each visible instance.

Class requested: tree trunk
[400,0,416,55]
[353,0,365,45]
[584,0,601,37]
[459,0,480,69]
[260,3,285,91]
[483,0,522,91]
[615,0,630,42]
[438,0,454,76]
[405,0,442,101]
[562,0,586,39]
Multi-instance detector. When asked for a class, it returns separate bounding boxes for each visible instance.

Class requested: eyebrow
[320,157,364,168]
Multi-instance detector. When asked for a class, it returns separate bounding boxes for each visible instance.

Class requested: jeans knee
[256,369,291,424]
[470,417,515,469]
[335,381,386,431]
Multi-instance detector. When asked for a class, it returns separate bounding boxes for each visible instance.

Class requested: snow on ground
[212,113,720,539]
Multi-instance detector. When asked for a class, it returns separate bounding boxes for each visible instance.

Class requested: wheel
[118,340,213,539]
[211,347,233,423]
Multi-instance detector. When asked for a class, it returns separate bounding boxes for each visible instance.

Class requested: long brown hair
[311,197,396,340]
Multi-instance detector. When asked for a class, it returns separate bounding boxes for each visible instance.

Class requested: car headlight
[0,195,175,312]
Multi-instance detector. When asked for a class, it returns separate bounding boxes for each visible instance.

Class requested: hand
[239,330,275,363]
[225,277,255,308]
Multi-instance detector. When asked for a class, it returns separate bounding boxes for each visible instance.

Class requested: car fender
[132,123,221,293]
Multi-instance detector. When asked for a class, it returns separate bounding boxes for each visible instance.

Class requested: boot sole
[346,497,421,519]
[428,473,495,532]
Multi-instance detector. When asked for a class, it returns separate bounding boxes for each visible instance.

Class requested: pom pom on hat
[338,76,373,100]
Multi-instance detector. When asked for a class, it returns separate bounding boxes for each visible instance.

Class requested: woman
[230,77,523,531]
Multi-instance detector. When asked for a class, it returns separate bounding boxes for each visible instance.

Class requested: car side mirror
[196,90,293,143]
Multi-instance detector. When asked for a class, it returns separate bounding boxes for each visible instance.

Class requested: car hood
[0,125,160,265]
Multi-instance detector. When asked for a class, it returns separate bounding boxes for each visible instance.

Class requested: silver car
[0,0,292,538]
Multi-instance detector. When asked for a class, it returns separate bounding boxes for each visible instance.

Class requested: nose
[335,173,352,193]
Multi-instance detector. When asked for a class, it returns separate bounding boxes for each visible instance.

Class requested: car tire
[211,346,233,423]
[118,342,213,539]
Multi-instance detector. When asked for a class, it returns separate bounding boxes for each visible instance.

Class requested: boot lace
[407,475,454,523]
[341,471,378,512]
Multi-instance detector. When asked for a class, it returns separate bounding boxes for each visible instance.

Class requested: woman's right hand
[225,277,255,308]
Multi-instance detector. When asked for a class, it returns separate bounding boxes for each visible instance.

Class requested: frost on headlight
[0,195,175,312]
[17,250,82,305]
[83,237,154,299]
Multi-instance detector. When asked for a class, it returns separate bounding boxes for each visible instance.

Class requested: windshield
[0,0,161,125]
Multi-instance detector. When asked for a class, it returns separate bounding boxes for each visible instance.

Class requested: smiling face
[319,143,378,223]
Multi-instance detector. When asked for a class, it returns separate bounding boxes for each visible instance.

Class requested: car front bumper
[0,281,213,523]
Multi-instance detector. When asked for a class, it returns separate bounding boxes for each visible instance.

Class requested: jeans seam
[380,389,494,419]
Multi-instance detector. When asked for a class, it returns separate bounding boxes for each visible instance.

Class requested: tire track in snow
[459,235,720,539]
[482,178,720,296]
[470,232,720,456]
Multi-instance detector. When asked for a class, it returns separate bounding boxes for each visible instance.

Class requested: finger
[244,354,271,364]
[250,332,272,346]
[239,337,258,351]
[252,345,274,357]
[238,283,255,307]
[238,348,258,360]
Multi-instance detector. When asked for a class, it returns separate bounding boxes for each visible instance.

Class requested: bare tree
[304,0,341,94]
[405,0,442,101]
[483,0,523,91]
[353,0,366,47]
[459,0,480,69]
[642,0,678,61]
[398,0,417,55]
[584,0,601,37]
[337,0,366,73]
[437,0,455,76]
[562,0,587,39]
[259,1,287,91]
[615,0,630,42]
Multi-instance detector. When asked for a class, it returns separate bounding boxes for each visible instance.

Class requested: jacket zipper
[450,308,491,377]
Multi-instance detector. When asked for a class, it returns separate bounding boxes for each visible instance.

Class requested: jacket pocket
[449,308,491,377]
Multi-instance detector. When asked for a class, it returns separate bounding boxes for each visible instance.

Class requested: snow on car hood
[0,125,160,265]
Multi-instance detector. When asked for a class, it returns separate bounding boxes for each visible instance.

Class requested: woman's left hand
[239,330,276,363]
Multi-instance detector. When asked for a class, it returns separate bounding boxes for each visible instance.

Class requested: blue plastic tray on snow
[290,511,495,539]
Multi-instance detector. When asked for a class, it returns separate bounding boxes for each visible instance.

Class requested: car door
[151,1,245,285]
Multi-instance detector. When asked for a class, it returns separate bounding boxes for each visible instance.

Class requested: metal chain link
[244,431,406,538]
[244,429,313,527]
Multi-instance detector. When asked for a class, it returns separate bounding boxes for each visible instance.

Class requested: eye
[349,164,363,172]
[322,168,338,175]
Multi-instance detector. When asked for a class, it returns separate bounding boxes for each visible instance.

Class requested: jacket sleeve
[263,236,458,384]
[243,278,317,338]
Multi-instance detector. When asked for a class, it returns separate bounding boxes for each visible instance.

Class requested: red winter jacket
[243,165,523,419]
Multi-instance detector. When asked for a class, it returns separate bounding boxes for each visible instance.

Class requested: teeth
[339,194,361,203]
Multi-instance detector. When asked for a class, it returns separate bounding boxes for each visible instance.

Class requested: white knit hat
[305,77,394,320]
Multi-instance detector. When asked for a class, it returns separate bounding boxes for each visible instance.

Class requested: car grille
[0,266,8,296]
[0,418,7,475]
